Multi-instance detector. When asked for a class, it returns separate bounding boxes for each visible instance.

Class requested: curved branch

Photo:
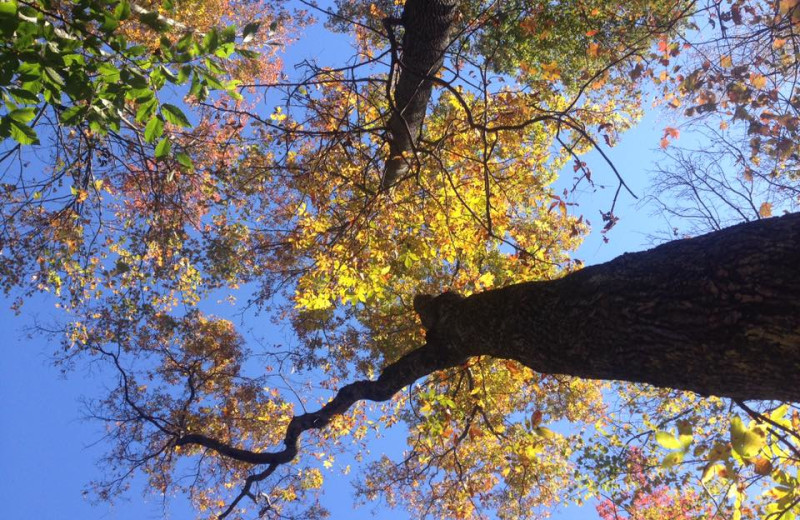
[176,212,799,518]
[176,339,467,464]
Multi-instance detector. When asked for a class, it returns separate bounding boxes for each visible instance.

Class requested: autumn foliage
[1,0,799,518]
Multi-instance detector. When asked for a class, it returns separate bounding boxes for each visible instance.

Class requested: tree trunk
[436,212,800,402]
[382,0,458,189]
[179,213,800,483]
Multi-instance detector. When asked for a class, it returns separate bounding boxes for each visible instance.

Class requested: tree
[1,0,800,519]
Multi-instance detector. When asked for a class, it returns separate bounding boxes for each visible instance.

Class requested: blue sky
[0,4,675,518]
[0,116,667,520]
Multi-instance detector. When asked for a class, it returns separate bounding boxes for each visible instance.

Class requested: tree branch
[176,338,467,463]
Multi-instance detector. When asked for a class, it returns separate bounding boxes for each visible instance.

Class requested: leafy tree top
[1,0,799,519]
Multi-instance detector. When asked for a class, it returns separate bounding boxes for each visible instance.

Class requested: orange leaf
[750,73,767,89]
[753,457,773,476]
[779,0,800,14]
[759,202,773,218]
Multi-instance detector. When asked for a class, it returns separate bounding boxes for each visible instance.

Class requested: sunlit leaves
[1,0,799,519]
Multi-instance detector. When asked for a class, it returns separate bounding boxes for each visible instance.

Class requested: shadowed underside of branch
[177,212,800,517]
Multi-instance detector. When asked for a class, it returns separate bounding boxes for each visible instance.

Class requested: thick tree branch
[443,212,800,402]
[382,0,458,189]
[176,339,468,464]
[178,212,799,517]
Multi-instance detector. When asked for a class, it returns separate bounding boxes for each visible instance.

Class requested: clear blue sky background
[0,5,672,518]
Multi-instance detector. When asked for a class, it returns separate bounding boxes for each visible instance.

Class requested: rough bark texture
[436,212,800,401]
[382,0,458,189]
[179,213,800,504]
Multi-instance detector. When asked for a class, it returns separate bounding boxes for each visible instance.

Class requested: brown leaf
[753,457,773,476]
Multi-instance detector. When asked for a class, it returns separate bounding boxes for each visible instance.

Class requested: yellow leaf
[534,426,556,439]
[541,61,561,81]
[478,271,495,288]
[523,445,539,461]
[661,451,684,468]
[701,463,723,483]
[750,73,767,89]
[759,202,773,218]
[721,55,733,68]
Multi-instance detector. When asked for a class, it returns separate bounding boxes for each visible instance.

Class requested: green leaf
[135,98,157,123]
[7,107,36,124]
[221,24,236,43]
[202,28,219,52]
[125,45,148,58]
[0,0,17,17]
[176,65,192,84]
[138,11,167,32]
[655,430,683,451]
[7,88,39,104]
[159,65,177,83]
[176,152,193,170]
[154,136,170,158]
[44,67,65,86]
[60,105,86,125]
[114,0,131,20]
[215,42,235,59]
[236,48,259,59]
[161,103,190,127]
[144,115,164,143]
[7,118,39,144]
[242,22,260,43]
[97,63,121,83]
[101,13,119,32]
[202,71,225,90]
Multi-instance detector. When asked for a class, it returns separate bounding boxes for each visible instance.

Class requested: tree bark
[179,213,800,503]
[436,212,800,402]
[382,0,458,189]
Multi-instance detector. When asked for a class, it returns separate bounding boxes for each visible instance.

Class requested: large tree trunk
[438,212,800,402]
[179,213,800,485]
[382,0,458,189]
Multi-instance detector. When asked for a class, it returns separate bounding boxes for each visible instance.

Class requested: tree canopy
[1,0,799,519]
